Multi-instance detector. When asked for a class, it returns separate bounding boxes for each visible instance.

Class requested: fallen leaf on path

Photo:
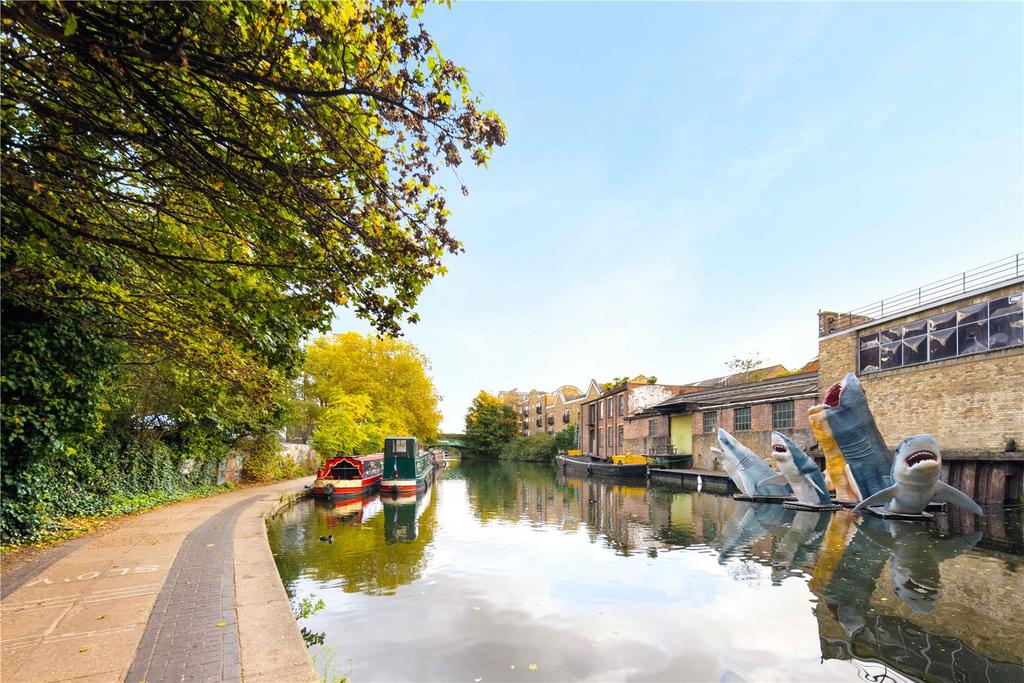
[216,620,226,627]
[79,647,88,653]
[528,664,538,671]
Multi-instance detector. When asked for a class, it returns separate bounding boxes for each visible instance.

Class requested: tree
[2,1,500,538]
[463,391,518,456]
[312,393,396,457]
[301,332,442,449]
[726,353,765,374]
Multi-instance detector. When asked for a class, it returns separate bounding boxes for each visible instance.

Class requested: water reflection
[268,461,1023,682]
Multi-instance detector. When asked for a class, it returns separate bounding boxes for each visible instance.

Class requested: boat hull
[312,474,382,499]
[557,455,648,478]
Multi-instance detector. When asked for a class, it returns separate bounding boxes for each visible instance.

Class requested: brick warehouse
[817,254,1024,504]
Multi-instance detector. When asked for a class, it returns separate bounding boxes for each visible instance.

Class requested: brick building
[578,377,689,459]
[642,371,819,470]
[501,384,595,437]
[816,254,1023,503]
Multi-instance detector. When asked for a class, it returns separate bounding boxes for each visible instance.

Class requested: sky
[330,2,1024,433]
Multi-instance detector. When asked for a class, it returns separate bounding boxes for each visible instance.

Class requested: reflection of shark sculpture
[821,514,982,632]
[854,435,983,516]
[760,432,831,505]
[855,516,982,613]
[808,374,892,500]
[716,428,791,496]
[716,502,790,563]
[761,510,832,584]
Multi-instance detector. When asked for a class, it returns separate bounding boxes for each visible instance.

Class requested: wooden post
[976,463,990,505]
[959,462,977,501]
[986,463,1007,504]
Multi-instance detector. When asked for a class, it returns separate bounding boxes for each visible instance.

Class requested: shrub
[500,433,557,462]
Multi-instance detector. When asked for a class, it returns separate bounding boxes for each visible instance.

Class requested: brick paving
[124,498,257,683]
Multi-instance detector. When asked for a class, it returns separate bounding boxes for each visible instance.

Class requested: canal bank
[0,479,315,683]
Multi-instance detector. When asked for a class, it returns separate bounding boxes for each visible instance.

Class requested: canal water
[267,461,1024,682]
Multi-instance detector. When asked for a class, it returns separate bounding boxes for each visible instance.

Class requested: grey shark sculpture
[716,428,791,496]
[815,373,893,499]
[853,434,983,515]
[711,446,749,495]
[759,432,832,505]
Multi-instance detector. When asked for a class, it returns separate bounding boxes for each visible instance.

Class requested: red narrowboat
[312,453,384,498]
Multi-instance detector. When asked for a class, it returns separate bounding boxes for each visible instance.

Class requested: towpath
[1,480,315,683]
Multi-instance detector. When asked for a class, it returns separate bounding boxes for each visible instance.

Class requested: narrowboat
[556,453,648,479]
[380,436,433,494]
[312,453,384,498]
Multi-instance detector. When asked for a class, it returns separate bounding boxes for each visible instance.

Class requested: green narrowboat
[381,436,432,494]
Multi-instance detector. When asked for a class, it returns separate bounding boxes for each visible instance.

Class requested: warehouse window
[772,401,794,430]
[734,406,751,431]
[648,419,658,437]
[859,292,1023,373]
[618,395,625,415]
[598,401,603,419]
[702,411,718,433]
[607,428,613,448]
[618,426,624,447]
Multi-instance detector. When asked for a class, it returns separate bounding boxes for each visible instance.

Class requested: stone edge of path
[234,487,317,683]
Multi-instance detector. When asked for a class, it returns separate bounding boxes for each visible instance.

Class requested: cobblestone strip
[125,497,258,683]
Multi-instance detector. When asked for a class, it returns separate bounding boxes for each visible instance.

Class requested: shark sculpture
[711,447,748,495]
[808,373,892,501]
[853,434,983,516]
[759,432,832,506]
[716,428,791,497]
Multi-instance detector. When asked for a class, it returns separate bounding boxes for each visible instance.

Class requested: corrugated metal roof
[642,371,819,415]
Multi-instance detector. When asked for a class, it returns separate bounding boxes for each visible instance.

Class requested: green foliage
[463,392,518,456]
[553,424,577,452]
[500,433,557,462]
[1,2,500,542]
[301,332,442,454]
[239,431,301,484]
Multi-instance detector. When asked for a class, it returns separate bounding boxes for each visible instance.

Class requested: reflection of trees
[460,462,665,555]
[268,487,439,596]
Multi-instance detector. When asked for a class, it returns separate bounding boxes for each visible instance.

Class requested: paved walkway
[1,480,314,683]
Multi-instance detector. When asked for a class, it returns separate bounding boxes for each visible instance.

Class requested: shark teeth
[906,450,938,467]
[824,382,842,408]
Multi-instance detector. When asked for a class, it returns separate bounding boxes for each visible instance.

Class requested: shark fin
[934,481,983,515]
[852,486,896,513]
[758,473,787,488]
[844,464,864,501]
[806,476,826,496]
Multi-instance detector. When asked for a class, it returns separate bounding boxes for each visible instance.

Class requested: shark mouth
[906,450,938,467]
[772,445,787,454]
[824,381,843,408]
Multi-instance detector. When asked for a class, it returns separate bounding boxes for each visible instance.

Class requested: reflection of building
[817,255,1024,504]
[810,513,1024,676]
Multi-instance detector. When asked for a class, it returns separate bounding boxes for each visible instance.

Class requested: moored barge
[312,453,384,498]
[381,436,433,494]
[557,454,648,479]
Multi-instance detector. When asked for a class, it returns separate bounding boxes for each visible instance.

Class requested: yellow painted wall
[670,415,692,455]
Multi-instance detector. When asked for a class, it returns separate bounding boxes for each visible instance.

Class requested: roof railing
[819,253,1023,336]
